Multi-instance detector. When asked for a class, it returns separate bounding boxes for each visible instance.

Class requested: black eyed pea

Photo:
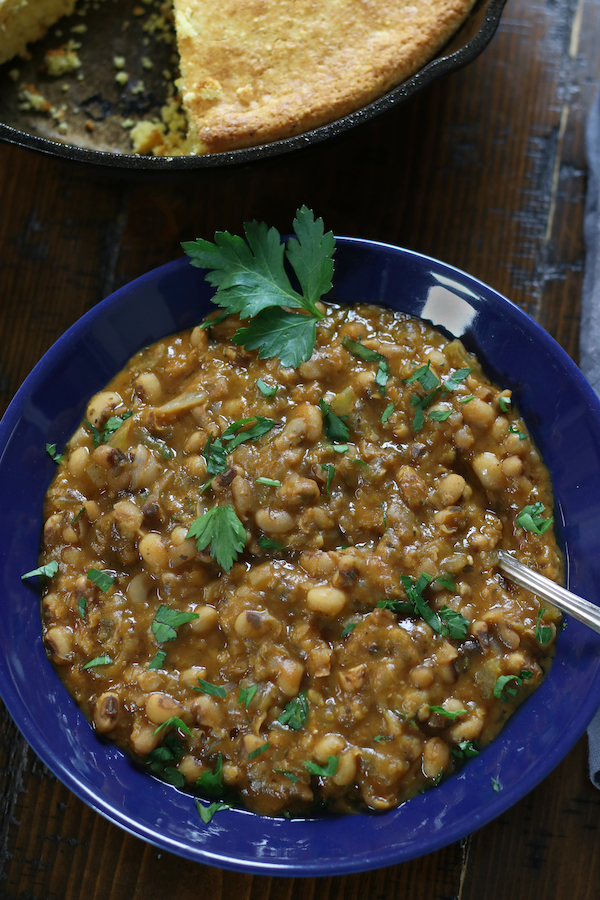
[254,507,295,534]
[178,755,206,782]
[145,692,185,725]
[422,736,451,780]
[138,533,169,575]
[461,397,496,428]
[471,452,505,491]
[313,733,345,764]
[113,499,144,541]
[189,605,219,634]
[434,473,466,508]
[86,390,122,429]
[94,691,120,733]
[126,571,154,606]
[45,625,73,663]
[193,695,223,729]
[168,538,198,567]
[332,749,360,787]
[131,720,162,756]
[234,609,280,639]
[338,663,367,692]
[134,372,163,404]
[67,446,90,479]
[272,656,304,696]
[180,666,208,689]
[306,585,347,616]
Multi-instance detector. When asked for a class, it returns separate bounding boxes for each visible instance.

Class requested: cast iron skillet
[0,0,507,170]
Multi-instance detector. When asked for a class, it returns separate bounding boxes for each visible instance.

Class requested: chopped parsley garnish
[21,560,59,581]
[148,649,167,670]
[341,621,357,638]
[87,568,114,592]
[429,705,467,721]
[194,677,228,698]
[499,396,512,412]
[82,654,113,669]
[221,416,276,450]
[153,717,192,737]
[248,741,270,760]
[256,477,281,487]
[382,501,387,531]
[509,424,528,440]
[389,574,469,639]
[258,535,285,550]
[77,596,86,619]
[458,395,475,404]
[146,732,185,786]
[428,408,452,423]
[322,462,335,499]
[438,605,469,640]
[203,433,228,475]
[278,692,308,730]
[318,398,350,443]
[151,605,199,643]
[341,337,389,393]
[381,402,394,423]
[187,504,247,571]
[535,609,553,645]
[238,684,258,708]
[405,362,472,431]
[492,776,501,792]
[183,207,334,367]
[195,799,230,823]
[516,502,554,535]
[493,674,523,703]
[197,753,225,796]
[274,768,299,784]
[453,740,479,759]
[435,573,456,592]
[256,378,278,397]
[303,756,339,777]
[46,442,63,463]
[102,412,133,441]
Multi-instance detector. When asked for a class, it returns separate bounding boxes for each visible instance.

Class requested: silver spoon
[497,550,600,636]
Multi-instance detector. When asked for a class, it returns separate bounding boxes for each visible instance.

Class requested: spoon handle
[497,550,600,636]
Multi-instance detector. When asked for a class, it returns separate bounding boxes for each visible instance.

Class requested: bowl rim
[2,237,600,875]
[0,0,508,170]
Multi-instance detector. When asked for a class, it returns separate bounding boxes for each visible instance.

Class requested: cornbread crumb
[44,41,81,76]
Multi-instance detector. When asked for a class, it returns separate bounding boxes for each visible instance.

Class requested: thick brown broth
[40,303,562,816]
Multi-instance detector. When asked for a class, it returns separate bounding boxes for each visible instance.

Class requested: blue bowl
[1,238,600,876]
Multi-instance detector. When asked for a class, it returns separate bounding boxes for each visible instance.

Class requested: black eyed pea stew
[39,302,562,817]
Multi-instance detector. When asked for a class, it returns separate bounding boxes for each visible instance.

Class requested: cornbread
[173,0,478,153]
[0,0,75,65]
[40,303,561,816]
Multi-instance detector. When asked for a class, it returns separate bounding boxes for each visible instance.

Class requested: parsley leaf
[221,416,276,450]
[493,674,522,702]
[183,208,333,366]
[321,462,335,499]
[238,684,258,708]
[274,768,299,784]
[256,378,278,397]
[87,568,114,592]
[439,605,469,640]
[194,677,227,698]
[304,756,339,778]
[21,560,59,581]
[278,692,308,730]
[197,753,225,796]
[453,740,479,759]
[82,654,113,669]
[203,434,228,476]
[516,502,554,535]
[535,609,553,645]
[248,741,270,760]
[429,705,467,721]
[341,336,383,362]
[318,398,349,443]
[187,504,247,570]
[499,396,512,412]
[151,605,199,643]
[381,402,394,423]
[46,442,63,463]
[256,477,281,487]
[196,799,230,824]
[233,308,318,368]
[258,535,285,550]
[153,717,192,737]
[148,649,167,670]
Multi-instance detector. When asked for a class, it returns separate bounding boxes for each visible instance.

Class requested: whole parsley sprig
[182,207,335,367]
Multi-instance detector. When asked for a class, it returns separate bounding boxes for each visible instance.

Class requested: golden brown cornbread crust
[0,0,76,66]
[174,0,478,154]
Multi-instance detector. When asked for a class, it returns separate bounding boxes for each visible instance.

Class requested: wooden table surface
[2,0,600,896]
